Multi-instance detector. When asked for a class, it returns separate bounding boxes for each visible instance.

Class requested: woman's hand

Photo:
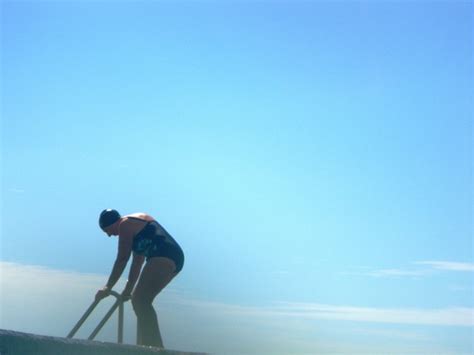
[95,286,111,302]
[120,289,132,301]
[120,283,133,301]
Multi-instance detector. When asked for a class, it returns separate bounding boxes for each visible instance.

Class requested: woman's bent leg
[132,257,177,348]
[133,297,161,346]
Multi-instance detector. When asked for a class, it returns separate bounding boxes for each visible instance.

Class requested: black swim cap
[99,209,121,229]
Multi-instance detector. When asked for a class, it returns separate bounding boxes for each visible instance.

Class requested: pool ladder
[67,291,126,343]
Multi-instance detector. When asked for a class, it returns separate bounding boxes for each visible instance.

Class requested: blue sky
[1,1,473,354]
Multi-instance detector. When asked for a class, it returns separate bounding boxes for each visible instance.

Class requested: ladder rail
[67,290,126,343]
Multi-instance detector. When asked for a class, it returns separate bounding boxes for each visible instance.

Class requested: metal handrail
[67,290,127,343]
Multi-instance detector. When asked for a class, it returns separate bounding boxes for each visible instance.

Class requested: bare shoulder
[119,213,152,237]
[126,212,155,222]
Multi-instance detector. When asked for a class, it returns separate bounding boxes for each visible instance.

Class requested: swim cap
[99,209,121,229]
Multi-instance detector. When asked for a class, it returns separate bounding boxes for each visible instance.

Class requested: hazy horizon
[1,261,473,354]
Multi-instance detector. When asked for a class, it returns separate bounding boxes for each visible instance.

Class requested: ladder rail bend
[67,290,127,344]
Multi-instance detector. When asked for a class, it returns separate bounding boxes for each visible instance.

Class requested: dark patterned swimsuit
[129,217,184,272]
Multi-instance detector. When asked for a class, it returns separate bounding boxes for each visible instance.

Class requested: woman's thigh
[133,257,177,303]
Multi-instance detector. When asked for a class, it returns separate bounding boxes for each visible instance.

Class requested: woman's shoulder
[118,213,154,237]
[125,212,155,222]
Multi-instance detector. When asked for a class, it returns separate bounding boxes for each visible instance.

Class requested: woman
[95,209,184,348]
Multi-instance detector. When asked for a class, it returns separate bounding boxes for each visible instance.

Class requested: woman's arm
[105,228,134,289]
[96,222,134,301]
[122,253,145,298]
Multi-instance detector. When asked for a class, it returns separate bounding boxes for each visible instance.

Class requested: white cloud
[7,188,25,193]
[365,268,430,278]
[168,298,474,327]
[271,302,474,327]
[416,261,474,272]
[349,260,474,279]
[340,268,430,279]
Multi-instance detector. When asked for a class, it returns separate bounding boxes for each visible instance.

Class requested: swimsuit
[129,217,184,272]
